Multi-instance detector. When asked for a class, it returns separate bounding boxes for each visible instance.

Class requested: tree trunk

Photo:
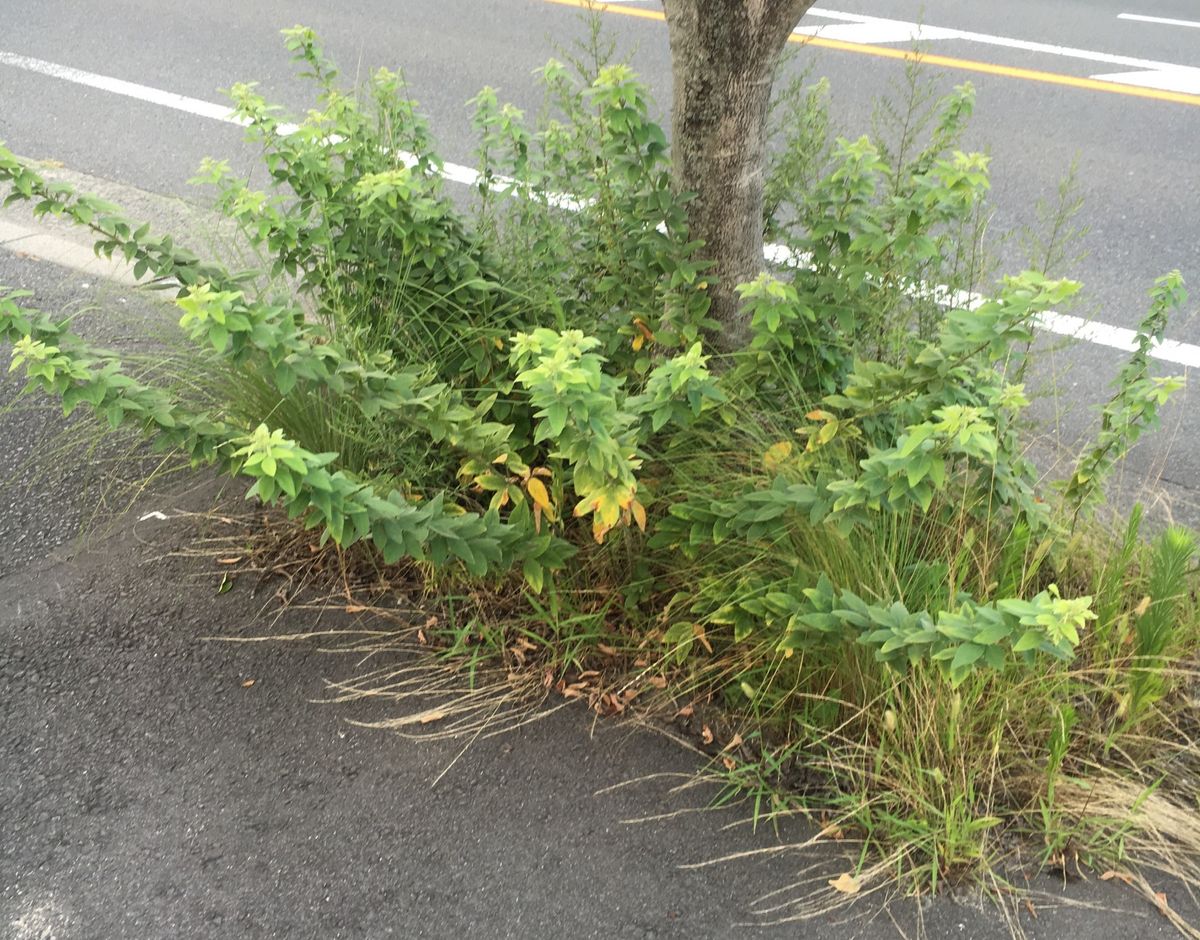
[662,0,815,346]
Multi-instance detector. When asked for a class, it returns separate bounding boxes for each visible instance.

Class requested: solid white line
[0,51,240,124]
[1118,12,1200,30]
[805,7,1194,72]
[0,50,1196,369]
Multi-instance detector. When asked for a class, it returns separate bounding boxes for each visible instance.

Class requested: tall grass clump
[0,24,1196,917]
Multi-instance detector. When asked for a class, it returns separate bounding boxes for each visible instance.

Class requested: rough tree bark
[662,0,816,344]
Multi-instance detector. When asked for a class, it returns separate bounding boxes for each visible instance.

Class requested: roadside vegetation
[1,24,1197,930]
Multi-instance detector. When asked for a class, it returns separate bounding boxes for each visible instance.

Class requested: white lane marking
[804,7,1195,72]
[794,21,960,45]
[0,51,238,123]
[1090,65,1200,94]
[0,50,1196,369]
[1118,13,1200,30]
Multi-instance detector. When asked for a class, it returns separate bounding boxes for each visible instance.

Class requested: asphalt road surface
[2,3,1200,937]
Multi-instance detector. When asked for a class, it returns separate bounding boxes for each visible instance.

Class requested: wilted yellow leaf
[526,476,553,510]
[692,622,713,654]
[828,872,860,895]
[763,440,793,473]
[631,499,647,532]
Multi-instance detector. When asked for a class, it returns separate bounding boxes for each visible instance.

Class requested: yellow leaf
[763,440,793,473]
[631,333,645,351]
[692,622,713,654]
[492,452,509,465]
[631,499,647,532]
[828,872,860,895]
[526,477,555,518]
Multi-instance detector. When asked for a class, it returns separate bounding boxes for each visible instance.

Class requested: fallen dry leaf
[1100,870,1134,886]
[241,679,255,688]
[633,657,649,668]
[344,604,367,614]
[692,622,713,654]
[217,556,243,565]
[676,704,694,718]
[721,733,743,753]
[722,756,736,770]
[597,643,618,656]
[647,675,668,689]
[419,709,447,724]
[1023,899,1037,919]
[578,670,600,679]
[818,821,844,841]
[828,872,860,895]
[424,615,439,629]
[701,725,714,745]
[1154,892,1170,915]
[417,629,428,645]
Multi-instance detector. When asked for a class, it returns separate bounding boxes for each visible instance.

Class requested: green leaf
[950,643,984,672]
[1011,629,1044,653]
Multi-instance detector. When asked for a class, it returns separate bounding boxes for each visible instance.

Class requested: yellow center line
[542,0,1200,108]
